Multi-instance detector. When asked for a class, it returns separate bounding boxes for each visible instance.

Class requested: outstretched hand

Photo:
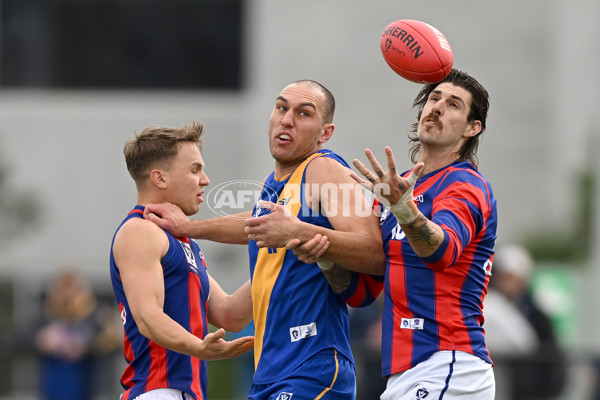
[351,147,424,207]
[143,203,190,238]
[200,328,254,361]
[352,147,424,224]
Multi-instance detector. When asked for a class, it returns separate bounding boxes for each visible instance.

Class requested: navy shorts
[248,348,356,400]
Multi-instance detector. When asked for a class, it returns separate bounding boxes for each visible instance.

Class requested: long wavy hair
[408,69,490,168]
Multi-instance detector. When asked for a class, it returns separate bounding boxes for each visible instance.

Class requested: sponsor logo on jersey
[276,393,293,400]
[401,318,424,330]
[179,241,199,275]
[289,322,318,342]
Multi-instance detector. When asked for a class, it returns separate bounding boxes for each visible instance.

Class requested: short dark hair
[124,121,204,186]
[408,69,490,168]
[291,79,336,124]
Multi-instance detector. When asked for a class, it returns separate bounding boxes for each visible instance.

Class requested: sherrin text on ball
[380,19,453,84]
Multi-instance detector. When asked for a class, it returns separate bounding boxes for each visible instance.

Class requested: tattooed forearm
[407,218,439,247]
[322,265,352,294]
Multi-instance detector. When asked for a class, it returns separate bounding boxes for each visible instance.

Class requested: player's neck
[418,149,460,175]
[274,160,304,181]
[136,192,170,208]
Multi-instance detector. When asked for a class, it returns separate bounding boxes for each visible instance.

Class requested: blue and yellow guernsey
[249,149,355,385]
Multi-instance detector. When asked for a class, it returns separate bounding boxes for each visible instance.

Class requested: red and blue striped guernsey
[109,206,210,400]
[345,160,497,378]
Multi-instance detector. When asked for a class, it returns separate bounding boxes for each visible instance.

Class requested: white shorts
[130,388,194,400]
[381,350,495,400]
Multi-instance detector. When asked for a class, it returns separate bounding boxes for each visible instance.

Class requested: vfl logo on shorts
[413,387,430,399]
[401,318,424,330]
[276,393,293,400]
[290,322,317,342]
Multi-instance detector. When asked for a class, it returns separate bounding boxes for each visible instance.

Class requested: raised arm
[113,218,253,360]
[352,146,444,258]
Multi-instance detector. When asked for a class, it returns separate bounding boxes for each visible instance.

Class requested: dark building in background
[1,0,244,89]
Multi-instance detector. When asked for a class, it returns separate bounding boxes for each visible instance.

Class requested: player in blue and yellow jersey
[144,81,385,399]
[244,81,385,400]
[110,122,254,400]
[348,69,497,399]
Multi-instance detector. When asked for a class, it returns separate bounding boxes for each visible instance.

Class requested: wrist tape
[389,169,419,224]
[317,260,334,270]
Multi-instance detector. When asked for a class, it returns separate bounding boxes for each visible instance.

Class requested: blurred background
[0,0,599,399]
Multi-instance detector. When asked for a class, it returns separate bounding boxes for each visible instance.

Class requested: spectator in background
[486,244,567,400]
[32,266,121,400]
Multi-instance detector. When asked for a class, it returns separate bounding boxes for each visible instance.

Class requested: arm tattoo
[322,265,352,294]
[407,219,439,247]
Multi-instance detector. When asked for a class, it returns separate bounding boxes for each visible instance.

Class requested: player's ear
[318,123,335,144]
[465,120,481,138]
[149,169,168,189]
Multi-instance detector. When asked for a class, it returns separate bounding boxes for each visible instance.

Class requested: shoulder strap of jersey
[280,151,325,216]
[252,151,326,369]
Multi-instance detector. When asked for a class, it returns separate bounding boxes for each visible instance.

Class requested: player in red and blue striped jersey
[370,159,496,376]
[110,122,254,400]
[348,69,497,399]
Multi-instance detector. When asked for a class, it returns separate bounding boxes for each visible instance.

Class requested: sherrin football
[380,19,453,84]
